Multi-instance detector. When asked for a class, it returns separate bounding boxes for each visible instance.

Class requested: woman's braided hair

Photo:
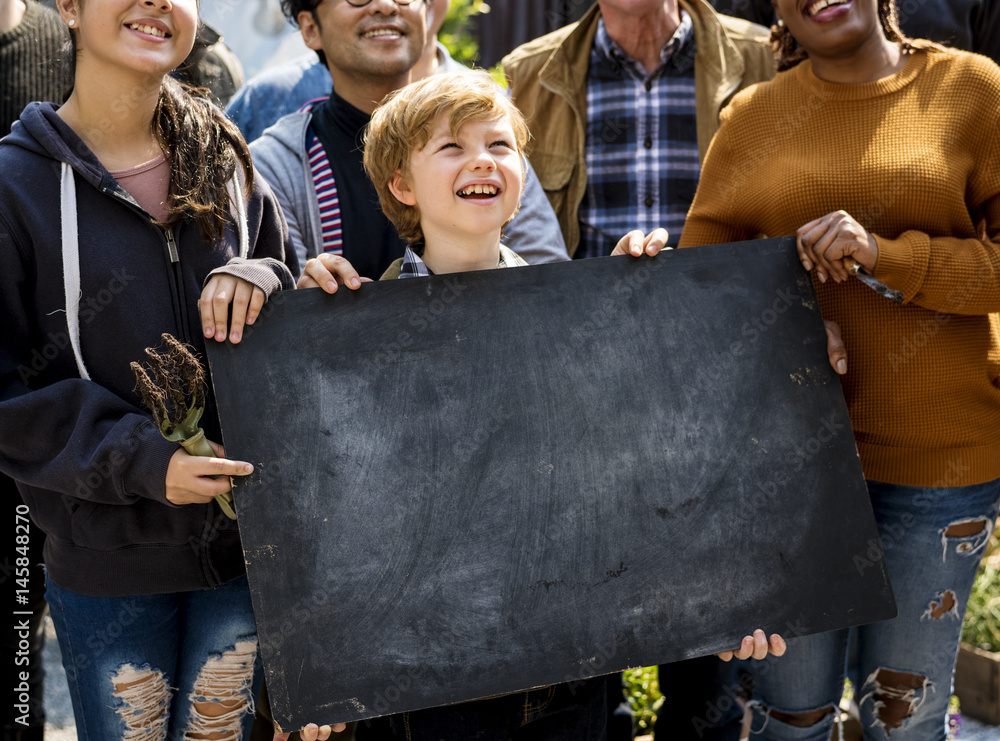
[770,0,944,71]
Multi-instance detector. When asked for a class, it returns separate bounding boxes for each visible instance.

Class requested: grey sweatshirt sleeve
[203,171,297,295]
[503,156,570,264]
[251,122,316,277]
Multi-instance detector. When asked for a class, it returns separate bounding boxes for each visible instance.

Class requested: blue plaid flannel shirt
[578,13,699,259]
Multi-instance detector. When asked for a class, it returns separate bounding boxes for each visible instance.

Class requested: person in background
[226,0,450,143]
[249,0,568,282]
[171,20,246,106]
[503,1,775,737]
[1,0,68,132]
[678,0,1000,735]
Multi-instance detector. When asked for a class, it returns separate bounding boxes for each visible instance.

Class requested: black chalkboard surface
[208,237,896,731]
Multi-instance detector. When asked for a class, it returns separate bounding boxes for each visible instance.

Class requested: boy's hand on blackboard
[273,721,346,740]
[717,629,786,662]
[610,228,670,257]
[298,253,371,293]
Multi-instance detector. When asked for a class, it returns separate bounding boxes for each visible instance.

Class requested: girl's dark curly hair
[65,19,253,243]
[770,0,944,71]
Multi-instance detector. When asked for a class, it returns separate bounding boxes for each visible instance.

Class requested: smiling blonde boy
[364,70,531,279]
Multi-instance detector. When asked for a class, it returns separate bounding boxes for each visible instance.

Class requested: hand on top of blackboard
[298,253,372,293]
[273,721,345,740]
[825,320,847,376]
[717,630,786,662]
[199,274,267,344]
[610,228,671,258]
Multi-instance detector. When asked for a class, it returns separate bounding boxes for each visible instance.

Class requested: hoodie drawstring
[59,165,249,383]
[60,162,91,381]
[227,170,249,259]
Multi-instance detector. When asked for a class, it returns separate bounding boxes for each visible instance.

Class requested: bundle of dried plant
[131,333,236,519]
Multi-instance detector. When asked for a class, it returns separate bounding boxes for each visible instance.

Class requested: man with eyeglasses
[225,0,450,143]
[249,0,569,284]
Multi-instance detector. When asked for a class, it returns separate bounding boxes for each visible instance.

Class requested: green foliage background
[624,667,663,733]
[961,528,1000,651]
[439,0,491,66]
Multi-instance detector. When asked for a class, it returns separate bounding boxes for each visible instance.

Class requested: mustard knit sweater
[679,49,1000,488]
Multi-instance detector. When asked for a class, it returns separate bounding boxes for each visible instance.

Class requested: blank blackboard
[208,237,896,731]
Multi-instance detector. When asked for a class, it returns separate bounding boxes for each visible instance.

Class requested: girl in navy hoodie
[0,1,297,738]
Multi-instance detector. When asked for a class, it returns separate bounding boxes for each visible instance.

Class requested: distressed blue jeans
[748,477,1000,741]
[46,573,262,741]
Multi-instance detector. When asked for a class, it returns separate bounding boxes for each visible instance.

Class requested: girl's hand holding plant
[165,440,253,507]
[132,334,247,518]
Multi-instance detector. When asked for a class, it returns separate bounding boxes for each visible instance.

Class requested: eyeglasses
[343,0,419,6]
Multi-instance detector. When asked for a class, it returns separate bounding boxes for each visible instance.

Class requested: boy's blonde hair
[364,70,531,245]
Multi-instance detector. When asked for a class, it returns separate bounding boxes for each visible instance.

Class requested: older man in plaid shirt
[504,0,774,255]
[504,1,776,738]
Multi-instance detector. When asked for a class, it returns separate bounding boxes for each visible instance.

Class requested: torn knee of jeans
[112,665,171,741]
[861,668,931,735]
[922,589,959,621]
[184,637,258,741]
[746,700,837,735]
[939,516,992,561]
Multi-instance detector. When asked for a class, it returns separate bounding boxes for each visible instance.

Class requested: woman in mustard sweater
[679,0,1000,738]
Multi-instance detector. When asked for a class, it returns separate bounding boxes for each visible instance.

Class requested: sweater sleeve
[503,157,570,264]
[252,134,313,277]
[0,216,178,506]
[871,104,1000,315]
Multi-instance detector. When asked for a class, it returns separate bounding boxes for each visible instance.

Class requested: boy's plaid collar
[398,245,527,279]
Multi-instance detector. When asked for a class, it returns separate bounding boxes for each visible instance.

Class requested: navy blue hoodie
[0,102,296,597]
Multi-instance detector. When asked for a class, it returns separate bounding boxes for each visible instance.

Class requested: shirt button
[645,196,655,207]
[645,80,652,92]
[644,136,653,149]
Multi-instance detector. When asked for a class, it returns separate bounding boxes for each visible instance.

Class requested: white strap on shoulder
[227,169,249,259]
[60,162,91,381]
